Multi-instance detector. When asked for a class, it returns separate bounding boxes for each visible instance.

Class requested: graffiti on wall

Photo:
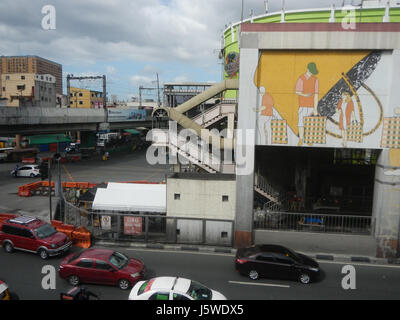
[253,50,400,150]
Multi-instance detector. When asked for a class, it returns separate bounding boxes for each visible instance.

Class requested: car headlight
[50,244,56,249]
[308,267,319,272]
[130,273,140,278]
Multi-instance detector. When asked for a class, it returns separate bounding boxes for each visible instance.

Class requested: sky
[0,0,352,101]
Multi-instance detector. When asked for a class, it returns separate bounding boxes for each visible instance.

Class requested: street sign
[123,216,142,235]
[101,215,111,230]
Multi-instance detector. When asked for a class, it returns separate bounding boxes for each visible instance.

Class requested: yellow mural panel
[254,50,371,136]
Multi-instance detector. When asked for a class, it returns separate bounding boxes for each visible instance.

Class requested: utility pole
[156,73,161,107]
[48,160,52,221]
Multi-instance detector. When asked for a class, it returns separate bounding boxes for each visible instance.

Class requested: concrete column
[76,131,81,142]
[234,48,259,248]
[227,113,235,139]
[15,134,21,149]
[373,149,400,258]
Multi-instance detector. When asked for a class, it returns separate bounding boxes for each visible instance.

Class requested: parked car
[129,277,227,300]
[59,249,146,290]
[65,143,80,154]
[235,244,320,284]
[0,216,72,260]
[11,164,40,178]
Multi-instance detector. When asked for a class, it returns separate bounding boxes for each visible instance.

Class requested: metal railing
[63,200,234,246]
[254,211,374,235]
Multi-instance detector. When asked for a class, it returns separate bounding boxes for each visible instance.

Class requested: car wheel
[3,242,14,253]
[30,173,35,178]
[299,273,311,284]
[118,279,131,290]
[249,270,259,280]
[38,249,49,260]
[68,275,80,286]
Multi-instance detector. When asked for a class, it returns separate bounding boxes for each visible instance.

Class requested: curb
[93,241,400,266]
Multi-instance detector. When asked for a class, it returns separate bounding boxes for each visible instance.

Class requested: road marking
[126,248,234,257]
[228,281,290,288]
[317,260,400,269]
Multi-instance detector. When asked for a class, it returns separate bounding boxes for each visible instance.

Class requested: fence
[254,211,374,235]
[63,200,234,247]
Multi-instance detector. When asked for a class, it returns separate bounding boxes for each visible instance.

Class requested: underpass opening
[254,146,380,235]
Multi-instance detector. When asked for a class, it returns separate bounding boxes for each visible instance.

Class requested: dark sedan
[235,244,320,284]
[59,249,146,290]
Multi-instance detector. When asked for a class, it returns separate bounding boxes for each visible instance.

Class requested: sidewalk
[94,240,400,266]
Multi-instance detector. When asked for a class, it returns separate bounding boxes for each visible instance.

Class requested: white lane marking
[228,281,290,288]
[126,248,234,257]
[317,260,400,269]
[121,248,400,269]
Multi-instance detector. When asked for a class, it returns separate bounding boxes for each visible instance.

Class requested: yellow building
[69,87,104,108]
[0,73,56,107]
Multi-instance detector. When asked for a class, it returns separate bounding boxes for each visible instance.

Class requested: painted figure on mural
[254,86,274,145]
[295,62,319,146]
[336,91,356,147]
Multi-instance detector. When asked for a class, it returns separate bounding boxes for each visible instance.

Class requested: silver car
[11,165,40,178]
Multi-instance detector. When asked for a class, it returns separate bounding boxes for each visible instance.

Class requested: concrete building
[151,1,400,257]
[0,73,56,108]
[69,87,104,109]
[0,56,62,95]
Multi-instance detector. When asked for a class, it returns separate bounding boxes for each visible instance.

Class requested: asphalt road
[0,149,170,220]
[1,244,400,300]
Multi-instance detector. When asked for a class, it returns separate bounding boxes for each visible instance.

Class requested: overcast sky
[0,0,351,100]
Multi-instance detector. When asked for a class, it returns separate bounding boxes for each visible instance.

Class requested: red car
[59,249,146,290]
[0,216,71,260]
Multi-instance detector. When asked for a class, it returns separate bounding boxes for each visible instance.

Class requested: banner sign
[108,109,146,122]
[124,216,143,235]
[101,215,111,230]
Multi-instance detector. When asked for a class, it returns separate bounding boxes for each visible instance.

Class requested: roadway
[1,244,399,300]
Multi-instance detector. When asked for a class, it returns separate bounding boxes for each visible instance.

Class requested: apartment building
[0,56,62,95]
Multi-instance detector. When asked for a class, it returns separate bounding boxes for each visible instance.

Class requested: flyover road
[0,244,399,300]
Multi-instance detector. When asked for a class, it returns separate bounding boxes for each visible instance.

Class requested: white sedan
[11,165,40,178]
[129,277,227,300]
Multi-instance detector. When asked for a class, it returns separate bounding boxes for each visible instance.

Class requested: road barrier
[71,226,91,248]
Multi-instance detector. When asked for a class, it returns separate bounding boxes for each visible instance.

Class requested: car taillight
[236,258,248,264]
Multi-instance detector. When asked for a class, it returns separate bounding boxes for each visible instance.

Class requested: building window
[21,75,25,80]
[79,101,83,105]
[174,193,180,200]
[79,93,83,97]
[222,195,229,202]
[2,87,5,92]
[17,85,25,91]
[5,76,10,80]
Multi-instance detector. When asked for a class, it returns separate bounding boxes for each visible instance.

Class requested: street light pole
[48,160,52,221]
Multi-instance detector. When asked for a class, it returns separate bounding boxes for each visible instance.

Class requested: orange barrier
[71,226,91,248]
[22,157,36,164]
[51,220,63,228]
[55,223,76,240]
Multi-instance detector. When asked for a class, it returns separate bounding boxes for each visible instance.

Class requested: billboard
[108,109,147,122]
[252,50,400,149]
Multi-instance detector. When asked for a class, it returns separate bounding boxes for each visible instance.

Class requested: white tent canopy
[92,183,166,213]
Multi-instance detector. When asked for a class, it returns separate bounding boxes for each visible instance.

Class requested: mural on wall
[253,50,399,149]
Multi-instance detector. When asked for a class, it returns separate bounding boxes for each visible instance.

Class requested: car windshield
[284,248,300,262]
[34,224,57,239]
[109,251,129,270]
[186,281,212,300]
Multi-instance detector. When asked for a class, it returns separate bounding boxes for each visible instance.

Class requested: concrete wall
[0,106,105,125]
[255,229,377,256]
[167,177,236,220]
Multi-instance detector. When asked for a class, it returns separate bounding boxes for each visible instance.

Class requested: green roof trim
[27,134,73,145]
[124,129,141,135]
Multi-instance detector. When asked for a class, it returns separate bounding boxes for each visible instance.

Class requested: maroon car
[59,249,146,290]
[0,216,71,260]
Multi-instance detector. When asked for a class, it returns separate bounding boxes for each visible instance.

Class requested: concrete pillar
[76,131,81,142]
[15,134,21,149]
[234,48,259,248]
[373,149,400,258]
[227,113,235,139]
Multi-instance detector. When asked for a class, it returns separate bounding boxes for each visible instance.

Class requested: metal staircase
[254,172,285,211]
[192,103,236,128]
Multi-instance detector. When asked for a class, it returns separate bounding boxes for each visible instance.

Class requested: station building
[152,1,400,257]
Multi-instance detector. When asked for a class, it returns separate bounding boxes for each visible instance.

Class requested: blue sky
[0,0,346,101]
